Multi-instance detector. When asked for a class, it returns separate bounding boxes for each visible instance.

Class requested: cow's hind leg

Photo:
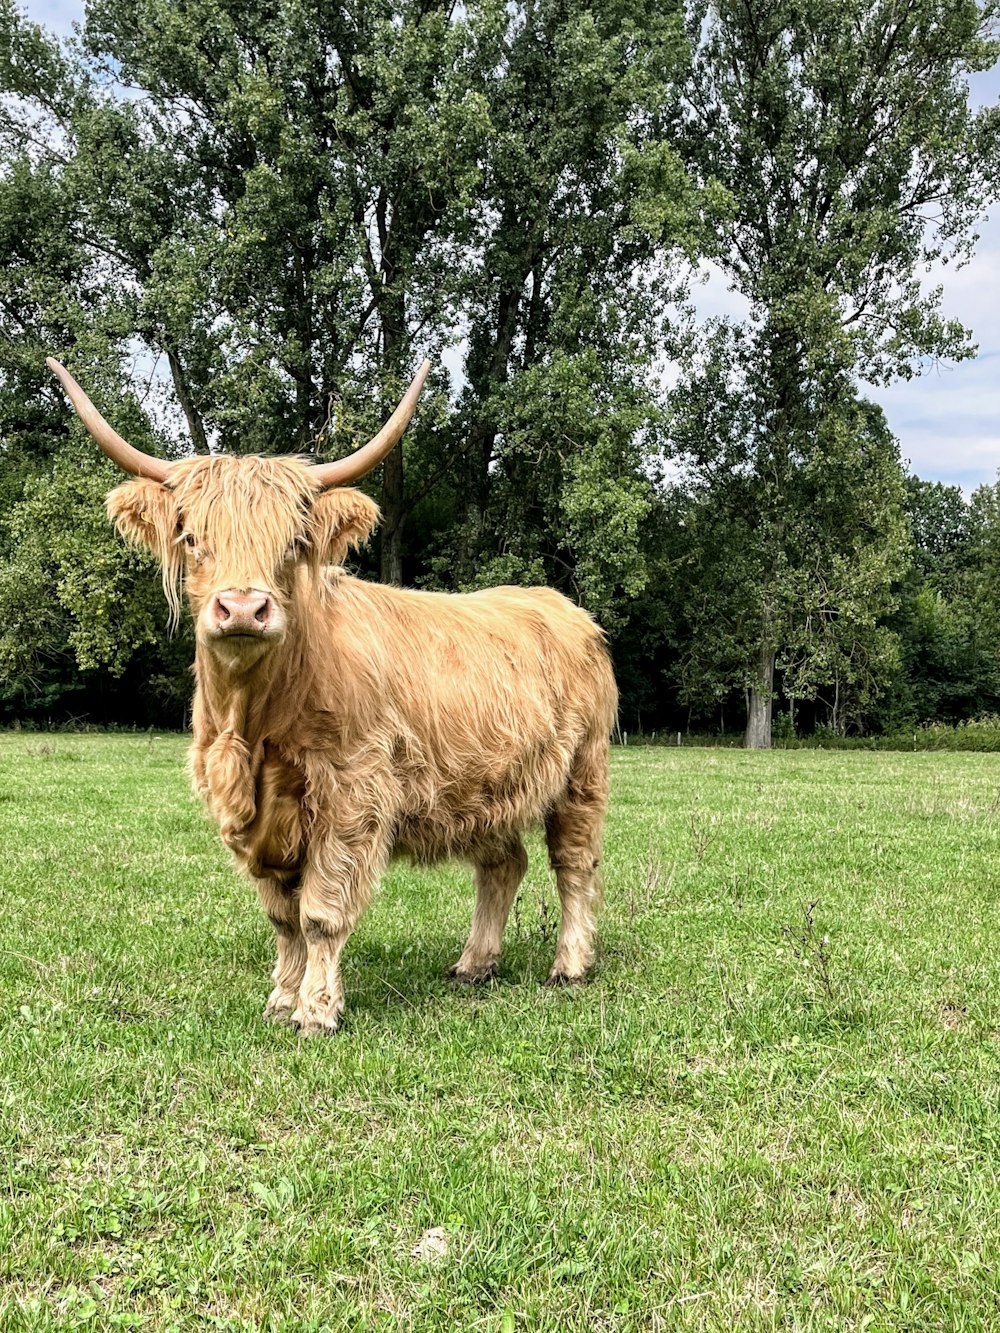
[544,737,609,984]
[450,839,528,983]
[257,877,306,1023]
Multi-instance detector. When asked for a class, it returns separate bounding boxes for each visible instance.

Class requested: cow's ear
[106,479,178,559]
[107,479,185,626]
[308,488,380,565]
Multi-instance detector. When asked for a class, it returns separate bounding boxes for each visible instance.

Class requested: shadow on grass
[344,931,596,1016]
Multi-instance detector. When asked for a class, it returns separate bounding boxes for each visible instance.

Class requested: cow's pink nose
[213,591,273,634]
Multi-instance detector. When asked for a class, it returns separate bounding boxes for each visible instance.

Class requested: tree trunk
[380,444,404,586]
[291,246,316,453]
[378,253,407,586]
[456,281,525,584]
[744,645,775,749]
[166,348,209,455]
[831,671,841,734]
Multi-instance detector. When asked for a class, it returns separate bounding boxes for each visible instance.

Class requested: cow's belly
[391,747,567,864]
[392,811,541,866]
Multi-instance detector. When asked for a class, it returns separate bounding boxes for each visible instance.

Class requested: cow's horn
[311,359,431,489]
[46,357,171,483]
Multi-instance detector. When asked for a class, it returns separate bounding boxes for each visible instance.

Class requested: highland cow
[49,357,618,1034]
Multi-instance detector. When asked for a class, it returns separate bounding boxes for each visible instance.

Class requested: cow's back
[318,576,617,860]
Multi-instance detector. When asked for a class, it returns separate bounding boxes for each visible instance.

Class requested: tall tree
[670,338,909,736]
[0,9,183,718]
[675,0,1000,746]
[437,0,700,627]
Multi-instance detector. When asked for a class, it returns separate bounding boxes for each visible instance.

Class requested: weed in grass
[627,844,673,921]
[781,899,836,1002]
[510,883,558,953]
[537,891,556,946]
[720,863,754,909]
[508,885,532,958]
[689,803,719,863]
[643,849,664,901]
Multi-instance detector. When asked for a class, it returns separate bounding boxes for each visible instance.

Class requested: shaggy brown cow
[48,356,618,1034]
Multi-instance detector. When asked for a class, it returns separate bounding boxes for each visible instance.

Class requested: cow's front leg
[256,878,306,1023]
[293,836,384,1036]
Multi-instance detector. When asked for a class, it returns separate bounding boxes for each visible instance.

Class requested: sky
[21,0,1000,493]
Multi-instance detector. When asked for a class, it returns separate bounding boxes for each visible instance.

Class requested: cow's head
[47,357,429,666]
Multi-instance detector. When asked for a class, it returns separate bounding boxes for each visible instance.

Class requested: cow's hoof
[448,961,498,984]
[543,970,586,987]
[295,1019,341,1038]
[291,1005,342,1036]
[263,989,298,1024]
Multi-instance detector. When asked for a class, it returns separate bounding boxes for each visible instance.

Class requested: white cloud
[866,213,1000,492]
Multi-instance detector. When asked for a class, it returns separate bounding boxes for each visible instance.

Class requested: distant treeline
[2,0,999,745]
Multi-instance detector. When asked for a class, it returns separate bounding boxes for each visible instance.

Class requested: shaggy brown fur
[107,455,618,1033]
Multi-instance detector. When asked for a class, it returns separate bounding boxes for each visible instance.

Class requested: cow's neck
[195,632,318,841]
[196,632,313,752]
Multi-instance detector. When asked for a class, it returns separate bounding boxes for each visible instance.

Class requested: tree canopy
[670,0,1000,744]
[1,0,999,741]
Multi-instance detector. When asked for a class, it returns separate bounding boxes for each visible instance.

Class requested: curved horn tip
[310,357,434,489]
[44,354,171,483]
[46,356,79,391]
[46,356,71,383]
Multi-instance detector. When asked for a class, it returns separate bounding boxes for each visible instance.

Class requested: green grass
[3,735,1000,1330]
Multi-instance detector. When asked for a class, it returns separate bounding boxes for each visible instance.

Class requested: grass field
[3,735,1000,1330]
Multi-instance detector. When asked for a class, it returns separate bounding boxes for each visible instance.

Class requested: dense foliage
[1,0,999,740]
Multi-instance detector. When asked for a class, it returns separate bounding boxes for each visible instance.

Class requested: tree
[670,336,909,736]
[874,478,1000,726]
[0,9,188,721]
[429,0,701,633]
[0,440,194,719]
[904,477,971,585]
[674,0,1000,745]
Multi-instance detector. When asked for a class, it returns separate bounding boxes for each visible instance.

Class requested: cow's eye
[184,533,197,548]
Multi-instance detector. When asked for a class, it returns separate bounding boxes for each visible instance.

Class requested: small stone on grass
[410,1226,449,1263]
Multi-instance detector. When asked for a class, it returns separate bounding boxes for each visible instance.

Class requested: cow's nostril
[212,590,274,634]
